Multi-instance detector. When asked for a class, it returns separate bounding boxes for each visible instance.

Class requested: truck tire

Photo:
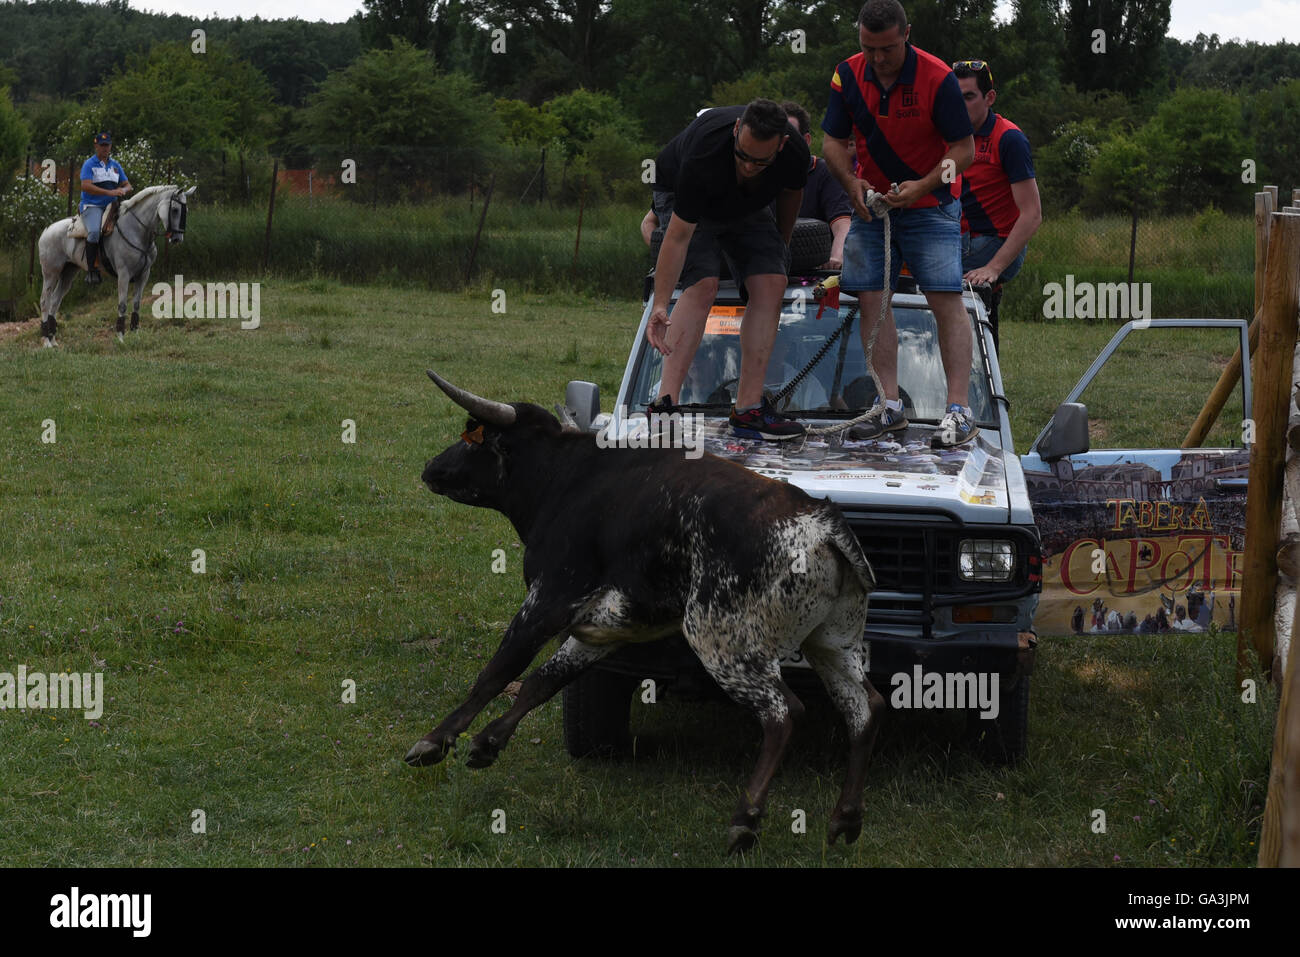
[970,674,1030,765]
[648,218,832,276]
[562,669,637,758]
[788,217,832,272]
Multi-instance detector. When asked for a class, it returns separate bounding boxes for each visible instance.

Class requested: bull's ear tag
[461,425,485,445]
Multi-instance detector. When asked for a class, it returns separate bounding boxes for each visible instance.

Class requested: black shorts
[652,190,789,289]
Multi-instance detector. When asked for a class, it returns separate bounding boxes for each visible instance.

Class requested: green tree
[1246,79,1300,190]
[1064,0,1171,95]
[53,41,279,158]
[1140,86,1250,212]
[1081,128,1165,215]
[297,38,501,197]
[362,0,437,49]
[0,85,30,181]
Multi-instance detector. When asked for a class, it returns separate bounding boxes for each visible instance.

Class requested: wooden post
[262,159,279,272]
[1183,191,1273,448]
[1240,213,1300,679]
[464,172,494,283]
[571,182,587,280]
[66,157,75,217]
[1127,205,1138,287]
[1260,549,1300,865]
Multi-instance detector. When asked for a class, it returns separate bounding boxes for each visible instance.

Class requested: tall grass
[0,199,1254,315]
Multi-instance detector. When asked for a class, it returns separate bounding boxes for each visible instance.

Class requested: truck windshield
[631,295,995,422]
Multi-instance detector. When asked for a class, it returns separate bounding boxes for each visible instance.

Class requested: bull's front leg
[404,587,575,767]
[465,637,616,768]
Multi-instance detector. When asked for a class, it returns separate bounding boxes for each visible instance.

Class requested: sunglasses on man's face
[733,144,779,167]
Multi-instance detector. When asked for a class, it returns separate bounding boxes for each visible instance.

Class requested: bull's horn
[426,370,517,426]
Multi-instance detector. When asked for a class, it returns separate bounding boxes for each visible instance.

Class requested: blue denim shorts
[841,200,963,292]
[962,232,1027,283]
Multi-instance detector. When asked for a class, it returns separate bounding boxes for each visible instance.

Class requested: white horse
[37,184,195,346]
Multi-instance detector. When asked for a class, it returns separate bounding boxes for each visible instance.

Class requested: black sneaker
[847,403,909,440]
[932,404,979,448]
[85,268,101,286]
[729,396,805,441]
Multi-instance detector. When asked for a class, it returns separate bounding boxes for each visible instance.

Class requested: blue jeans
[80,204,105,243]
[961,233,1027,284]
[840,200,963,292]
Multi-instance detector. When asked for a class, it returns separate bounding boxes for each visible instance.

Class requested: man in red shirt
[954,59,1042,353]
[821,0,977,448]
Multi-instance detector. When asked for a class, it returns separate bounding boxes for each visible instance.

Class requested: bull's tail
[823,505,874,594]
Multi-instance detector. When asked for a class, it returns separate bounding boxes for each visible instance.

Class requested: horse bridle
[111,190,188,257]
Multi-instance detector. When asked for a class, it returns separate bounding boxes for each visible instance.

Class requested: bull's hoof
[42,337,55,348]
[116,318,125,335]
[465,734,502,769]
[130,314,140,332]
[404,734,455,767]
[727,825,759,855]
[827,804,862,845]
[116,333,124,344]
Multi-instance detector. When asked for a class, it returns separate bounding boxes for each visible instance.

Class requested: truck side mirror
[1039,402,1089,462]
[564,381,601,432]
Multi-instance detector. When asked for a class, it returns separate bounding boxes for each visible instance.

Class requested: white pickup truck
[558,268,1252,765]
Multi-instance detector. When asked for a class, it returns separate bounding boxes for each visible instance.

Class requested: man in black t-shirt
[648,99,809,440]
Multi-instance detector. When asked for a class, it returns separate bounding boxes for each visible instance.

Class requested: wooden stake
[1240,213,1300,680]
[572,182,587,280]
[1183,192,1272,448]
[262,159,279,272]
[465,172,494,283]
[1260,576,1300,866]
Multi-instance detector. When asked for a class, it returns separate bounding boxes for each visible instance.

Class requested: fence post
[1184,190,1273,448]
[263,159,279,273]
[465,172,494,283]
[1126,205,1137,287]
[571,181,587,281]
[67,157,75,217]
[539,148,546,204]
[1240,213,1300,681]
[1259,211,1300,867]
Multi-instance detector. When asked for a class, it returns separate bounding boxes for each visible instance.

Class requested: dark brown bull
[405,370,885,853]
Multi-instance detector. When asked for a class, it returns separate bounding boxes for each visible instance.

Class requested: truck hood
[604,414,1012,522]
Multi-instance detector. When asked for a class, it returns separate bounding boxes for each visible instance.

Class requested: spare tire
[788,217,832,273]
[648,217,832,278]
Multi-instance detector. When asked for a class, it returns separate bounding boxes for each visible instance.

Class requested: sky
[114,0,1296,44]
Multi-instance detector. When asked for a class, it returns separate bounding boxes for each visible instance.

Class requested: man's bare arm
[774,188,801,244]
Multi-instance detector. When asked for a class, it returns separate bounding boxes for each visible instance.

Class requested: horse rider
[79,131,132,285]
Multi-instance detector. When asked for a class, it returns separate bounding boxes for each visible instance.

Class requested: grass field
[0,282,1273,866]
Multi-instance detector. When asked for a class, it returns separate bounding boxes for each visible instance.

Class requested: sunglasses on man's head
[733,144,779,167]
[953,59,994,85]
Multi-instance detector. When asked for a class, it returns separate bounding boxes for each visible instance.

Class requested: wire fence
[0,149,1261,325]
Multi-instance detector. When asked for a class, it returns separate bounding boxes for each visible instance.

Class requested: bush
[0,174,63,242]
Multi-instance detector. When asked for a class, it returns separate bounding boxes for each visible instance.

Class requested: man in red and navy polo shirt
[821,0,977,448]
[954,59,1042,353]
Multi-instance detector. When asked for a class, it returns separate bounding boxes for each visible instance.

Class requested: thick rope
[802,188,893,437]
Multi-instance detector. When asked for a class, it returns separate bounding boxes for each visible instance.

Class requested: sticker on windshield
[705,307,744,336]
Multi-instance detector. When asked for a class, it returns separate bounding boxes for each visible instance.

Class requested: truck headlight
[959,540,1015,582]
